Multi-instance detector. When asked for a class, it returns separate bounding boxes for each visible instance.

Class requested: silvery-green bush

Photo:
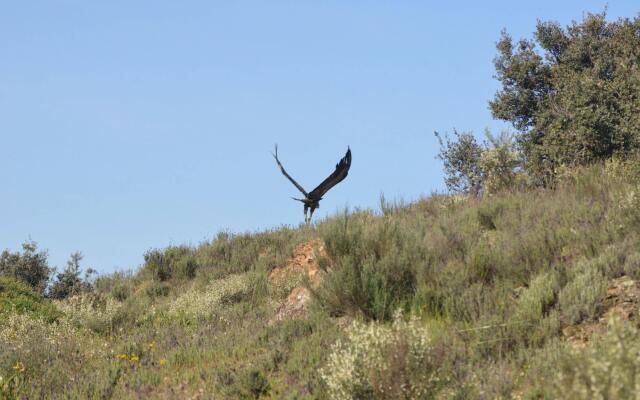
[167,274,248,319]
[321,312,447,400]
[552,319,640,399]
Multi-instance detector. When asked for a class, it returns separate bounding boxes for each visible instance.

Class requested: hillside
[3,159,640,399]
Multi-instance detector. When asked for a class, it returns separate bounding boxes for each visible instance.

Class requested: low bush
[195,228,309,279]
[94,271,135,301]
[54,293,121,334]
[0,313,112,399]
[143,246,196,282]
[321,312,453,399]
[145,280,170,298]
[551,320,640,399]
[167,274,249,320]
[558,257,608,325]
[0,276,61,323]
[238,369,270,399]
[313,211,419,320]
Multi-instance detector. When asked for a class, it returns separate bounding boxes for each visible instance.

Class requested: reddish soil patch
[563,275,640,345]
[270,240,326,322]
[268,240,325,284]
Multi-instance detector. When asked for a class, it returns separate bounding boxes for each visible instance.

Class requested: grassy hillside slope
[3,159,640,399]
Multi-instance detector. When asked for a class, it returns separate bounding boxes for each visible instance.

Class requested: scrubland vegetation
[2,11,640,400]
[3,158,640,399]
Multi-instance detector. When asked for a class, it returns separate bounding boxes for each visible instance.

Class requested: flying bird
[272,145,352,223]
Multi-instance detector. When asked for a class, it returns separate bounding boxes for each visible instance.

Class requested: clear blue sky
[1,1,637,274]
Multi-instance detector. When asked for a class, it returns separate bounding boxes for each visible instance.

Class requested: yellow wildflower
[12,361,26,373]
[147,341,156,350]
[159,358,167,366]
[116,353,128,360]
[129,355,140,363]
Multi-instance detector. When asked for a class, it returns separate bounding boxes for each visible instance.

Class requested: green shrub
[0,241,51,295]
[238,369,270,399]
[0,312,112,399]
[142,246,199,282]
[313,212,418,320]
[490,13,640,183]
[94,271,134,301]
[0,276,61,323]
[435,129,524,196]
[509,271,562,345]
[558,257,608,325]
[145,280,170,298]
[435,130,484,195]
[321,312,451,399]
[479,131,524,195]
[143,249,172,281]
[55,293,121,334]
[48,252,93,300]
[167,274,249,320]
[623,252,640,280]
[111,284,131,301]
[550,320,640,399]
[175,256,198,280]
[109,295,154,331]
[195,228,307,279]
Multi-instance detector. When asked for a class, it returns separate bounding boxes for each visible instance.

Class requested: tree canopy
[490,12,640,182]
[0,241,51,295]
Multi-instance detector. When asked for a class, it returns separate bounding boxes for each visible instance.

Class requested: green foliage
[479,130,525,194]
[549,320,640,399]
[111,283,131,301]
[3,156,640,398]
[108,295,153,332]
[167,274,249,320]
[145,280,170,298]
[6,9,640,397]
[435,129,524,195]
[238,369,270,399]
[476,202,502,230]
[490,12,640,183]
[321,312,454,399]
[508,271,562,346]
[0,312,115,399]
[48,252,94,300]
[435,130,484,195]
[0,241,51,295]
[143,246,198,281]
[142,231,305,284]
[94,270,134,301]
[195,228,308,279]
[558,256,609,325]
[313,211,418,320]
[55,292,121,335]
[0,277,61,323]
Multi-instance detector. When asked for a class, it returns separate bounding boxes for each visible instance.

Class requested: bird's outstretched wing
[272,145,309,197]
[308,147,351,200]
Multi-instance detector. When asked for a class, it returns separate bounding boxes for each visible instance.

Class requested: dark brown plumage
[272,145,352,223]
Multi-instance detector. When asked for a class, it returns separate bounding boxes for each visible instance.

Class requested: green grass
[3,160,640,398]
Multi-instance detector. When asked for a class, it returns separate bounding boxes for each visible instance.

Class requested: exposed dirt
[268,240,325,285]
[563,275,640,346]
[273,286,312,322]
[270,240,326,322]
